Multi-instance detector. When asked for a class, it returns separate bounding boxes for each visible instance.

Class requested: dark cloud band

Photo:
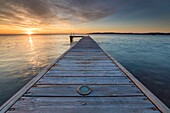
[0,0,170,31]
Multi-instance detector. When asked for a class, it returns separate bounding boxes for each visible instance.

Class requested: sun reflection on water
[29,35,33,47]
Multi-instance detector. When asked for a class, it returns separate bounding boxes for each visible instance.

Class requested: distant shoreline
[89,32,170,35]
[0,32,170,36]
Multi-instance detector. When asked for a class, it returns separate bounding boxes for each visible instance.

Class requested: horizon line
[0,32,170,35]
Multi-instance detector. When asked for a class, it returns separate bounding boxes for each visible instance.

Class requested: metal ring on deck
[77,85,92,96]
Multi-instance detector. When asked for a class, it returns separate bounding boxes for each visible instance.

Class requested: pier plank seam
[0,36,169,113]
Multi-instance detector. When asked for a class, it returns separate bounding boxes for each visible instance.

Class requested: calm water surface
[0,34,170,108]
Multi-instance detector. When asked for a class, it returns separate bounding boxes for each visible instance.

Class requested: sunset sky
[0,0,170,34]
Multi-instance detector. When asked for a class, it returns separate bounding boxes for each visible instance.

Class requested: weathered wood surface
[24,85,143,97]
[45,73,125,76]
[1,36,169,113]
[36,76,131,85]
[50,66,119,71]
[7,97,160,113]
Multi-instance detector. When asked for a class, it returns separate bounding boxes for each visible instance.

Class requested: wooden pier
[69,35,84,43]
[0,36,169,113]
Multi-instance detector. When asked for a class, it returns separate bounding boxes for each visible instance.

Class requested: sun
[26,31,33,35]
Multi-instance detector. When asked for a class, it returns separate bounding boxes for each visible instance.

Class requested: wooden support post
[70,36,73,43]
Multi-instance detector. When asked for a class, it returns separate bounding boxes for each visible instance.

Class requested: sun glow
[26,31,33,35]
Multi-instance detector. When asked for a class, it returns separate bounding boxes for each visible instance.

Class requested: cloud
[0,0,117,30]
[64,0,116,21]
[0,0,170,33]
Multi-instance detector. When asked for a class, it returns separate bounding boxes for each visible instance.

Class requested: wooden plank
[45,73,125,77]
[52,65,118,68]
[36,76,132,85]
[63,56,109,58]
[25,85,143,97]
[65,54,106,56]
[66,51,104,53]
[69,49,102,52]
[62,58,110,60]
[11,96,152,107]
[7,97,159,113]
[56,62,115,66]
[61,57,110,60]
[69,51,103,52]
[62,56,109,60]
[47,70,123,74]
[58,60,113,63]
[65,53,106,56]
[50,66,119,71]
[55,63,116,67]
